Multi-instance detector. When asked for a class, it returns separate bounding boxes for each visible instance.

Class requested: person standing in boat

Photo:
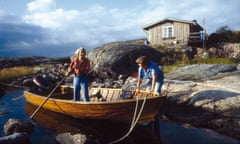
[135,56,164,95]
[66,47,90,101]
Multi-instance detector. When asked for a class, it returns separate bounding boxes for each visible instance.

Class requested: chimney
[192,20,197,25]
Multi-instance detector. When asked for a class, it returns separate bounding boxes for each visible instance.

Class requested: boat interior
[28,85,163,102]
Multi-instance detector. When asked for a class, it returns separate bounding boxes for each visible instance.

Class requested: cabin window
[162,25,174,38]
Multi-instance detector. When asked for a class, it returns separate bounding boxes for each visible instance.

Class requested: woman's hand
[65,71,70,76]
[136,88,140,93]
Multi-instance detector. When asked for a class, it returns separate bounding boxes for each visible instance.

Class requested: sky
[0,0,239,58]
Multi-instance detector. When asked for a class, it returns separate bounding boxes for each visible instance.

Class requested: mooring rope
[11,95,24,101]
[108,93,147,144]
[130,92,140,127]
[0,82,27,101]
[0,82,26,100]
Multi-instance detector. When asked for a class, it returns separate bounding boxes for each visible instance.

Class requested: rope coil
[108,92,147,144]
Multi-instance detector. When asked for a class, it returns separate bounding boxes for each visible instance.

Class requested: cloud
[26,0,53,13]
[23,0,240,49]
[0,11,78,57]
[144,0,240,33]
[24,8,79,29]
[24,0,79,29]
[1,0,239,58]
[21,0,149,53]
[0,22,48,56]
[0,9,4,16]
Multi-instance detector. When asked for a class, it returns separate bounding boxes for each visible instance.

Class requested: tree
[216,25,231,34]
[208,25,240,43]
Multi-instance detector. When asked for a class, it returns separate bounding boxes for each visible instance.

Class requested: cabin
[142,18,204,47]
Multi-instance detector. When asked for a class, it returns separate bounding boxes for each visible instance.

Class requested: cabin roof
[143,18,202,30]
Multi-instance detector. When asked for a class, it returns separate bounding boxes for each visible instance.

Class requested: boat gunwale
[23,87,166,123]
[24,88,164,105]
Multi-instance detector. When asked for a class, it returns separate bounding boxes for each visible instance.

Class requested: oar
[29,76,66,119]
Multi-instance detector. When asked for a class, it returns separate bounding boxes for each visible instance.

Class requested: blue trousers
[146,80,164,95]
[73,75,89,101]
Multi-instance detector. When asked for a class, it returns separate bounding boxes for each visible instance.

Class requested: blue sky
[0,0,239,57]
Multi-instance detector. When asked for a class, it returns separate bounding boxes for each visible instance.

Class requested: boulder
[0,119,35,144]
[0,132,30,144]
[3,119,35,135]
[160,65,240,139]
[56,132,96,144]
[121,64,240,139]
[165,64,237,81]
[88,43,163,79]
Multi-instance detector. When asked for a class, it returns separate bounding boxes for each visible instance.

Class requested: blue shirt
[138,61,164,82]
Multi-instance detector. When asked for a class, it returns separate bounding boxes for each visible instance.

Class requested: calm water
[0,88,239,144]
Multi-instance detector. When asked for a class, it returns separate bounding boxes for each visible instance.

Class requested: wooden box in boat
[24,86,165,123]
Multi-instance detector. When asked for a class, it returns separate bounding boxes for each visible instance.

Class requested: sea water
[0,89,239,144]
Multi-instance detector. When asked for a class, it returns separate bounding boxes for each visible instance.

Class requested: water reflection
[25,103,161,144]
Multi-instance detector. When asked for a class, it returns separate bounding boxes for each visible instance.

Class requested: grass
[0,66,37,82]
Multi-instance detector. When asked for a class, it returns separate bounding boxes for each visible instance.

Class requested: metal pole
[202,18,206,51]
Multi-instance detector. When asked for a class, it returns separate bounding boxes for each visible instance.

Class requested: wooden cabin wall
[148,24,162,46]
[173,22,190,45]
[147,22,190,46]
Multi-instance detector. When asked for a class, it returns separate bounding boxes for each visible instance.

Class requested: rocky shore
[1,43,240,142]
[162,64,240,140]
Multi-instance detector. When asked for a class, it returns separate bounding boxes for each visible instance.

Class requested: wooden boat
[24,86,166,123]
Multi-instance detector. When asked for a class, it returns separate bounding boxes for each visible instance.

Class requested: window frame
[162,25,174,38]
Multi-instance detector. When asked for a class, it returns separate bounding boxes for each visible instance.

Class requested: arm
[136,67,142,93]
[65,58,75,76]
[136,78,142,93]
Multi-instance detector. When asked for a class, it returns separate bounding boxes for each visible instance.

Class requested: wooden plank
[188,36,200,38]
[189,32,201,34]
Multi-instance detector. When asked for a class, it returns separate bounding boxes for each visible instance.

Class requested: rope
[130,92,139,127]
[108,92,147,144]
[11,95,24,101]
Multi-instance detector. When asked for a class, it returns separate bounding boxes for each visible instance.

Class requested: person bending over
[135,56,164,95]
